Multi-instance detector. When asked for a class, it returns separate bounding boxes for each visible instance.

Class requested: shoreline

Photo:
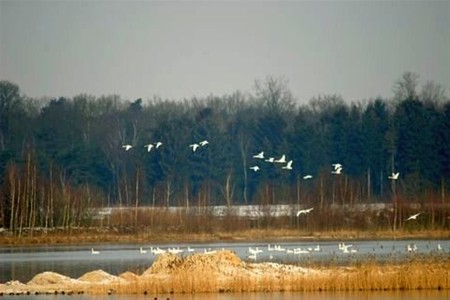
[1,228,449,247]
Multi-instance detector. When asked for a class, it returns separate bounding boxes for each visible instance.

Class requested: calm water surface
[0,239,448,283]
[1,290,449,300]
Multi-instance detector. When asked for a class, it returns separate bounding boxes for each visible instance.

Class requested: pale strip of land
[1,228,449,246]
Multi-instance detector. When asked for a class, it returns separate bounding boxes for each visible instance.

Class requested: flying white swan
[303,175,313,179]
[388,172,400,180]
[199,140,209,147]
[189,143,200,152]
[155,142,163,149]
[296,207,314,216]
[332,167,342,174]
[144,144,154,152]
[249,166,260,172]
[406,212,421,221]
[282,160,293,170]
[332,163,342,170]
[265,157,275,163]
[253,151,264,159]
[122,144,132,151]
[275,154,287,163]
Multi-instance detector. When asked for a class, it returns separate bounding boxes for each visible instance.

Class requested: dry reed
[81,252,448,295]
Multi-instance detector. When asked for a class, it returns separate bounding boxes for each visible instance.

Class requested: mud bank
[1,250,448,295]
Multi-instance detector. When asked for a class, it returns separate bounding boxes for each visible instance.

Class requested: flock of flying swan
[120,142,421,227]
[250,151,293,172]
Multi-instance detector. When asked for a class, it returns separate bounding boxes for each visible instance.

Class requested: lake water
[0,239,448,283]
[1,290,449,300]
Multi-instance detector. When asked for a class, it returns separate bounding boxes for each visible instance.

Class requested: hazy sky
[1,0,449,103]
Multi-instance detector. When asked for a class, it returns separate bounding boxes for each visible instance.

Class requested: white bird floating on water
[91,248,100,255]
[275,155,287,163]
[139,247,147,254]
[388,172,400,180]
[282,160,293,170]
[303,175,313,179]
[294,248,310,254]
[248,253,257,261]
[339,243,356,253]
[296,207,314,216]
[253,151,264,159]
[168,247,184,254]
[249,166,260,172]
[406,212,421,221]
[122,144,133,151]
[204,248,217,255]
[248,247,263,255]
[151,247,166,255]
[274,245,286,252]
[406,244,418,252]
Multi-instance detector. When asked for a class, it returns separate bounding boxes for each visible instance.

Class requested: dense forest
[0,72,449,234]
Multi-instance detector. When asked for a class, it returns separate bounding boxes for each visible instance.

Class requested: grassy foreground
[2,251,447,296]
[1,228,449,246]
[95,257,449,295]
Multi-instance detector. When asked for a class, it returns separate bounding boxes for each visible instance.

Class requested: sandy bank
[1,250,447,295]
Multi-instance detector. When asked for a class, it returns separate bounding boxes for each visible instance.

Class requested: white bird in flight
[189,143,200,152]
[144,144,154,152]
[265,157,275,163]
[388,172,400,180]
[303,175,313,179]
[406,212,421,221]
[250,166,260,172]
[275,154,287,163]
[155,142,163,149]
[199,140,209,147]
[253,151,264,159]
[122,144,132,151]
[332,163,342,169]
[296,207,314,216]
[282,160,293,170]
[332,167,343,174]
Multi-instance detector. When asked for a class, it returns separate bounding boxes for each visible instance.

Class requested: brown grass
[82,252,449,295]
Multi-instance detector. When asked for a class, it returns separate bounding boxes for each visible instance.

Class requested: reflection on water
[0,240,448,283]
[1,290,449,300]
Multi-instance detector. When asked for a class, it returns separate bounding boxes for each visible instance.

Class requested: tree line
[0,72,449,234]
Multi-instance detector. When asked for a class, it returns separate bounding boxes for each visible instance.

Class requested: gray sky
[1,0,449,103]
